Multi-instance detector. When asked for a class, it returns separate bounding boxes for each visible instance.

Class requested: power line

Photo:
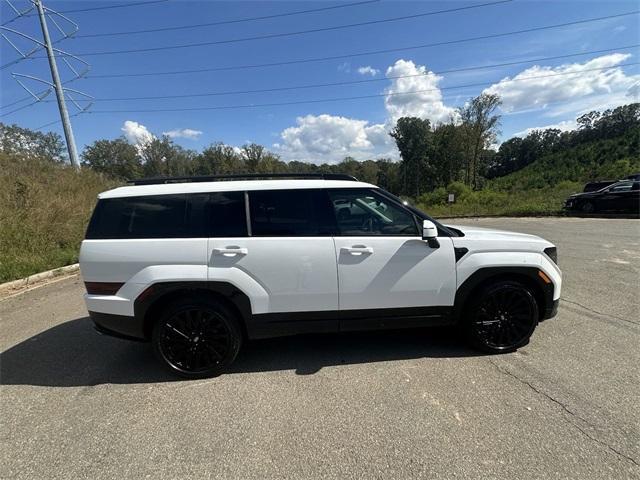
[4,42,637,112]
[35,109,82,130]
[6,45,638,116]
[32,62,640,130]
[38,0,168,15]
[89,11,640,78]
[71,45,640,102]
[0,99,40,116]
[85,62,639,114]
[44,0,514,57]
[75,0,379,38]
[1,0,169,26]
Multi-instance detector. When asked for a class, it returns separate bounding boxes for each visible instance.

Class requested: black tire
[152,297,242,378]
[581,201,596,214]
[465,280,539,354]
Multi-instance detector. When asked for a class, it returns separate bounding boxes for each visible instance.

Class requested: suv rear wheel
[465,280,539,353]
[152,297,242,378]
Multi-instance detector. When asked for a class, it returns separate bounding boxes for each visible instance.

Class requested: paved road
[1,218,639,479]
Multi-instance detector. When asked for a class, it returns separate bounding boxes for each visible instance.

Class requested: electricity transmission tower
[1,0,92,168]
[34,0,78,167]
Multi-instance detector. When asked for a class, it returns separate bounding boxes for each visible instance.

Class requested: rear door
[328,188,456,314]
[207,189,339,316]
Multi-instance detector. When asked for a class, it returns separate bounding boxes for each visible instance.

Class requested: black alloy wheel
[467,281,539,353]
[152,298,242,378]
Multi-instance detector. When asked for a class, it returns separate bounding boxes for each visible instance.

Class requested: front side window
[249,189,335,236]
[327,189,419,236]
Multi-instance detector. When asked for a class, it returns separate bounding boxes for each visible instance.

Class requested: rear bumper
[541,299,560,321]
[89,310,146,341]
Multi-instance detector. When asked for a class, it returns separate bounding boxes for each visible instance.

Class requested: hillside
[0,153,116,282]
[490,128,640,191]
[420,128,640,217]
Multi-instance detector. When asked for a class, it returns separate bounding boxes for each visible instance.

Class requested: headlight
[544,247,558,265]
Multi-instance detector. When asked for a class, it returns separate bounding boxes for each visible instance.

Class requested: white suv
[80,173,561,378]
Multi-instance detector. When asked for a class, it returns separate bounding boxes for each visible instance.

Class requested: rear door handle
[342,246,373,255]
[212,247,248,256]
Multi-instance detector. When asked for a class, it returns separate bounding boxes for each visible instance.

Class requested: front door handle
[212,247,248,256]
[342,246,373,255]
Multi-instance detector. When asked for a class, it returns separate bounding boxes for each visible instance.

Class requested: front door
[327,189,456,313]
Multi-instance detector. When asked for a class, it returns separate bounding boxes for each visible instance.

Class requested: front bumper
[541,299,560,321]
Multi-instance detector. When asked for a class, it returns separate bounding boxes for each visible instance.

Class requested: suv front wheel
[152,297,243,378]
[465,280,539,353]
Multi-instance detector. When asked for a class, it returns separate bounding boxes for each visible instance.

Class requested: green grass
[0,153,117,282]
[417,181,582,218]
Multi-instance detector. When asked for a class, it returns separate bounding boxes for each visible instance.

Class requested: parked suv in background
[80,174,561,378]
[564,180,640,213]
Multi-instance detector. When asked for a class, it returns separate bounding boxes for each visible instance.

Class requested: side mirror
[422,220,440,248]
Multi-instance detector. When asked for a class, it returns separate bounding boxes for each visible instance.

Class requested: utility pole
[34,0,79,168]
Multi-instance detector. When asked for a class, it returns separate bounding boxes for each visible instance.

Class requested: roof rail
[127,173,358,185]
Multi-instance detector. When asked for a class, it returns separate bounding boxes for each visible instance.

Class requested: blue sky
[1,0,639,163]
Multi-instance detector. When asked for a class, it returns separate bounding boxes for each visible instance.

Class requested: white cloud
[357,66,380,77]
[384,59,458,125]
[484,53,639,114]
[274,114,395,164]
[513,119,577,138]
[162,128,203,140]
[337,62,351,73]
[121,120,154,146]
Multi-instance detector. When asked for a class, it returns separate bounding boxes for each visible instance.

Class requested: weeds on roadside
[0,153,117,282]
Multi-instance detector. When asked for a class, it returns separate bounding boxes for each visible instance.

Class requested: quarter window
[327,189,419,236]
[86,194,209,239]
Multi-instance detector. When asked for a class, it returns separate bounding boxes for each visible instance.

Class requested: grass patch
[0,153,117,282]
[417,181,582,218]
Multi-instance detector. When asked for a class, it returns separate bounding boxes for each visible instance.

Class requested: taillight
[84,282,124,295]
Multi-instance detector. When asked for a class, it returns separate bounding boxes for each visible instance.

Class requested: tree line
[1,99,638,199]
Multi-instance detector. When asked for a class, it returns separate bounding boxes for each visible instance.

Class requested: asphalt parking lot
[1,217,639,479]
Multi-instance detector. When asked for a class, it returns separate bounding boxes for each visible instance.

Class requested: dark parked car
[564,180,640,213]
[583,173,640,192]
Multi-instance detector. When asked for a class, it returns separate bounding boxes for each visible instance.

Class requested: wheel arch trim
[134,281,252,340]
[453,266,555,322]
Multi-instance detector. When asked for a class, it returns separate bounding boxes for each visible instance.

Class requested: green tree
[141,136,195,177]
[432,122,465,186]
[0,122,66,163]
[81,138,141,180]
[458,93,502,189]
[194,143,244,174]
[390,117,434,197]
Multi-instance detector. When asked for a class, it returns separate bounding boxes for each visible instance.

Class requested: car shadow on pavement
[1,316,481,387]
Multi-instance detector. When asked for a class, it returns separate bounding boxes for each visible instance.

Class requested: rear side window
[248,189,336,236]
[86,194,209,239]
